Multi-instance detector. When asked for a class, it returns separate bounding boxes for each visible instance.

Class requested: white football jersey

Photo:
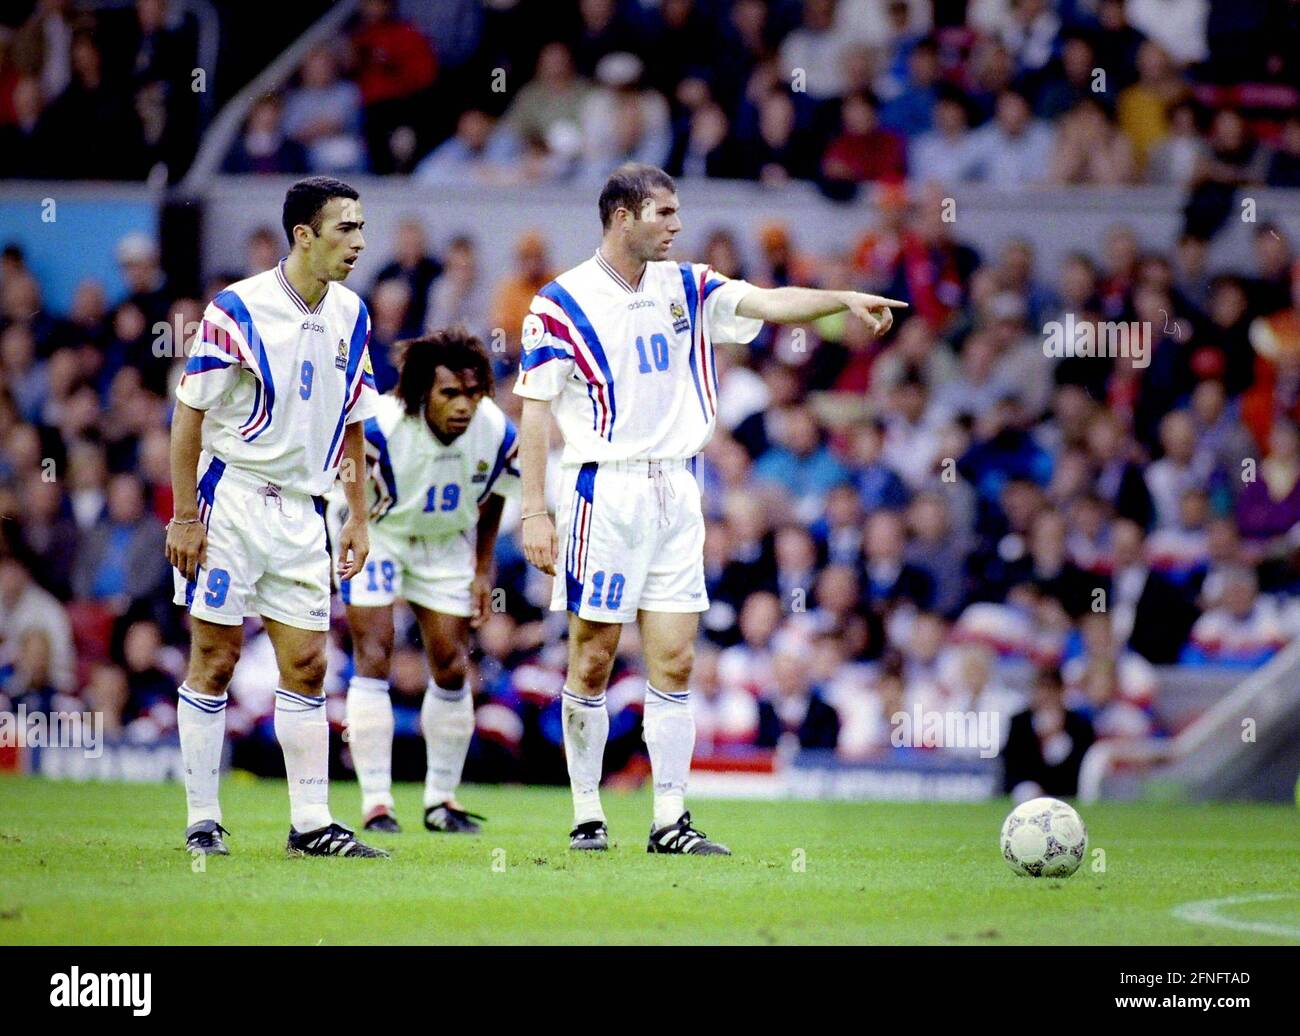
[176,260,379,497]
[343,392,519,539]
[512,252,762,463]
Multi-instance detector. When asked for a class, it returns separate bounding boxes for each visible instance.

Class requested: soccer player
[516,164,905,853]
[166,176,387,858]
[331,329,518,835]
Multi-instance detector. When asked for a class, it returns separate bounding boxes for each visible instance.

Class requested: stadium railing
[179,0,360,192]
[1078,640,1300,804]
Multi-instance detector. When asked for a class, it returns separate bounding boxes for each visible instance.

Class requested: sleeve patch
[522,313,544,350]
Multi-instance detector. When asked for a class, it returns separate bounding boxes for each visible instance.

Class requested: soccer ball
[999,797,1088,878]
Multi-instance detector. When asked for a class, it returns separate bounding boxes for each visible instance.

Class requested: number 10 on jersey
[635,334,670,373]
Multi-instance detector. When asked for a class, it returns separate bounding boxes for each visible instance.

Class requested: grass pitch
[0,774,1297,945]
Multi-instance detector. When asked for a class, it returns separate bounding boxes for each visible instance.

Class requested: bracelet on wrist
[168,517,202,527]
[521,510,549,521]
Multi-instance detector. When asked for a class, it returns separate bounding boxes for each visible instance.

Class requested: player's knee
[353,633,393,678]
[429,650,466,689]
[285,650,328,692]
[573,642,616,691]
[189,640,240,694]
[656,641,695,688]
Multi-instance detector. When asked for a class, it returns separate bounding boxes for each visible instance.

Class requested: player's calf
[420,678,476,825]
[177,620,241,849]
[412,604,484,830]
[347,673,397,825]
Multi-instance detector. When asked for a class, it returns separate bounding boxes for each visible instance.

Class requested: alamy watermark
[890,705,1001,759]
[0,706,103,758]
[1043,313,1151,368]
[50,968,151,1015]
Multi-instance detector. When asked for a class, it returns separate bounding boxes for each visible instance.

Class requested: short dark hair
[395,327,494,416]
[598,163,676,230]
[282,176,359,246]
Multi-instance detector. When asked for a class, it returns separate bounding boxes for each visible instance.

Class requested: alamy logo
[50,968,151,1016]
[1043,313,1151,368]
[890,705,1001,759]
[0,706,102,758]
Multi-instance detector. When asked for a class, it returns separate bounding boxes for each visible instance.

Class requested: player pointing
[166,176,387,858]
[331,329,517,835]
[515,163,905,853]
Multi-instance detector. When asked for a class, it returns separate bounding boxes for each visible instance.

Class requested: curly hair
[394,327,495,416]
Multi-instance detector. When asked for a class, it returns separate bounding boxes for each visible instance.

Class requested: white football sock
[346,676,394,815]
[561,686,609,826]
[177,684,227,827]
[644,683,694,830]
[422,679,474,808]
[274,688,332,832]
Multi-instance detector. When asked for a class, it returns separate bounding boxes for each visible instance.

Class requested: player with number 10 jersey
[515,163,905,855]
[515,228,761,623]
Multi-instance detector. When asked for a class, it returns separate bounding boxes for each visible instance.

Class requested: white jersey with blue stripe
[512,252,762,464]
[344,391,519,539]
[176,260,378,497]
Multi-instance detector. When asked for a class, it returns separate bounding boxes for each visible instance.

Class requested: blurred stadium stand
[4,0,1300,801]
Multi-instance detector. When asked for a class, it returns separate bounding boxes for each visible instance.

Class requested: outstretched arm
[735,287,907,336]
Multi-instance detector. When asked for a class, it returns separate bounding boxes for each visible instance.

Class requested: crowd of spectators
[0,0,203,181]
[4,167,1300,780]
[6,1,1300,204]
[209,0,1300,218]
[3,0,1300,787]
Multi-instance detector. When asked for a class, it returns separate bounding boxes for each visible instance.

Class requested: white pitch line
[1172,894,1300,941]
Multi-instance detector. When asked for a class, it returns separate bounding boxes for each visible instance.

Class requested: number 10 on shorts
[588,570,625,610]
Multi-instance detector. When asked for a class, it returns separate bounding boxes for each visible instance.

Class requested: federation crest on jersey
[335,337,348,370]
[670,300,690,334]
[472,459,489,484]
[522,313,544,350]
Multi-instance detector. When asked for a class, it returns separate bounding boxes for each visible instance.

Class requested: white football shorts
[551,458,707,624]
[172,454,332,632]
[335,520,476,618]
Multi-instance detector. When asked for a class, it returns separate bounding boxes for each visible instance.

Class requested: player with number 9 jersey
[172,255,377,630]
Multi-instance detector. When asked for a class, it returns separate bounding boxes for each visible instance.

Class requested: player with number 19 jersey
[329,391,519,616]
[513,252,763,622]
[171,260,378,631]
